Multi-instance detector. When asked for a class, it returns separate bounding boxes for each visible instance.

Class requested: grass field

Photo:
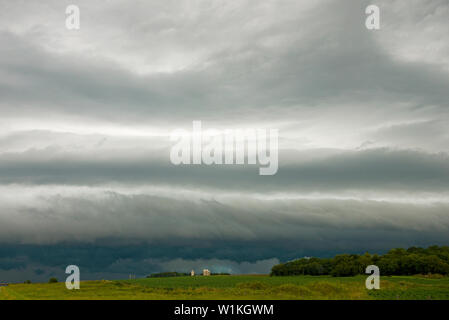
[1,275,448,300]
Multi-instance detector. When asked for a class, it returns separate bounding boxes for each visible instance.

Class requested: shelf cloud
[0,0,448,280]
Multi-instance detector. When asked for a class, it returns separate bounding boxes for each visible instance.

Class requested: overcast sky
[1,0,449,282]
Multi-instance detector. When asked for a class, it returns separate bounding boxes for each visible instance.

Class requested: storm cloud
[1,0,449,281]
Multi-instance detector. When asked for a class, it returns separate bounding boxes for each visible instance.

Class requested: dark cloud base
[2,231,449,283]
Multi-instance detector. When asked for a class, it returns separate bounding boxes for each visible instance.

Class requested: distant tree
[371,253,380,265]
[407,246,425,255]
[330,255,359,277]
[48,277,58,283]
[24,280,32,284]
[388,248,407,256]
[270,245,449,277]
[357,253,373,274]
[377,256,400,275]
[146,272,188,278]
[420,255,449,274]
[304,262,324,275]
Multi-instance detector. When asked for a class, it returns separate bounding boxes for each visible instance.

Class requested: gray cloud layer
[1,0,449,280]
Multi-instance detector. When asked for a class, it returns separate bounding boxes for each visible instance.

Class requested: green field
[1,275,449,300]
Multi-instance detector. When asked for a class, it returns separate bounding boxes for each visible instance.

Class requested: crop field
[1,275,448,300]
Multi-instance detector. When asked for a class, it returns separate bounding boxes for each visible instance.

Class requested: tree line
[147,271,231,278]
[270,245,449,277]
